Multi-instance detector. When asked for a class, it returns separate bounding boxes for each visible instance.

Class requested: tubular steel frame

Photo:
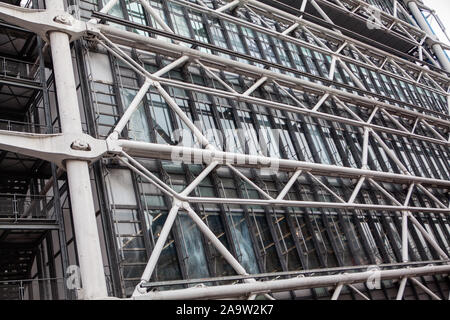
[0,0,449,299]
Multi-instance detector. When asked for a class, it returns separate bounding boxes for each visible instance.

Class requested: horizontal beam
[97,24,450,130]
[116,140,450,188]
[133,264,450,300]
[151,69,449,148]
[169,0,449,88]
[140,259,450,288]
[0,222,59,230]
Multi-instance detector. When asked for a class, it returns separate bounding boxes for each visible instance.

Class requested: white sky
[422,0,450,45]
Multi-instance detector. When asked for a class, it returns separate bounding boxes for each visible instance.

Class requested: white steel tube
[227,164,273,200]
[407,212,449,259]
[113,153,450,214]
[98,24,450,129]
[152,55,190,77]
[348,177,365,203]
[361,128,369,169]
[48,0,108,299]
[137,161,219,288]
[216,0,240,13]
[117,140,450,188]
[138,0,175,34]
[133,264,450,300]
[416,184,447,209]
[402,212,409,262]
[180,161,219,196]
[347,284,370,300]
[331,283,344,300]
[88,0,120,23]
[110,78,152,139]
[153,82,211,148]
[242,76,268,96]
[306,172,346,203]
[409,277,442,300]
[276,170,302,200]
[184,205,252,278]
[169,0,448,88]
[396,277,408,300]
[139,203,180,285]
[404,0,450,72]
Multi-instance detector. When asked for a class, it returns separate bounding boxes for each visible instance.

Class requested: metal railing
[0,56,38,81]
[0,278,67,300]
[0,274,114,300]
[0,119,59,134]
[0,193,54,221]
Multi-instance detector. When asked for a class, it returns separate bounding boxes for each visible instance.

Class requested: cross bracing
[0,0,449,300]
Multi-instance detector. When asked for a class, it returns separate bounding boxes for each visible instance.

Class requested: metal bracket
[0,2,98,42]
[0,130,107,168]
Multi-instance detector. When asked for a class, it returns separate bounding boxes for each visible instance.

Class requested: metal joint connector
[53,14,74,25]
[71,139,91,151]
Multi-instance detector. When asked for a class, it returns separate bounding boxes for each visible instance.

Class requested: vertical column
[47,0,108,299]
[403,0,450,72]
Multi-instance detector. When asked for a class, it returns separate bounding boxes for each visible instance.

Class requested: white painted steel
[48,0,108,299]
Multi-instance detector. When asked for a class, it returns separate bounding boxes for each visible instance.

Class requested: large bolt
[54,14,73,26]
[71,139,91,151]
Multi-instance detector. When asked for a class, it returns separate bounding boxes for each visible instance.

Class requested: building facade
[0,0,449,300]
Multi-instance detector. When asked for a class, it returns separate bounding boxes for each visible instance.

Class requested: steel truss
[136,0,450,116]
[0,0,449,299]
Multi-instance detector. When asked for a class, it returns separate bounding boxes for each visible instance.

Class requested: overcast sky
[422,0,450,45]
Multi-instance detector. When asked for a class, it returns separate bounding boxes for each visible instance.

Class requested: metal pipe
[348,177,365,204]
[140,259,450,287]
[138,203,180,286]
[136,161,219,293]
[133,264,450,300]
[97,24,450,129]
[48,0,108,299]
[402,212,409,262]
[168,0,448,87]
[117,140,450,188]
[403,0,450,72]
[137,0,175,34]
[311,93,330,112]
[331,283,344,300]
[153,55,190,77]
[416,184,447,209]
[110,78,152,139]
[181,197,450,213]
[215,0,240,13]
[97,30,450,148]
[407,212,449,259]
[117,154,179,199]
[114,148,449,214]
[420,119,447,142]
[88,0,120,23]
[409,277,442,300]
[276,170,302,200]
[242,76,268,96]
[361,128,369,169]
[153,81,211,148]
[184,205,253,279]
[396,277,408,300]
[306,172,346,203]
[347,284,370,300]
[180,161,219,196]
[226,164,273,200]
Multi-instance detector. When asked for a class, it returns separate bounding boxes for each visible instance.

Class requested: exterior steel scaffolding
[0,0,449,300]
